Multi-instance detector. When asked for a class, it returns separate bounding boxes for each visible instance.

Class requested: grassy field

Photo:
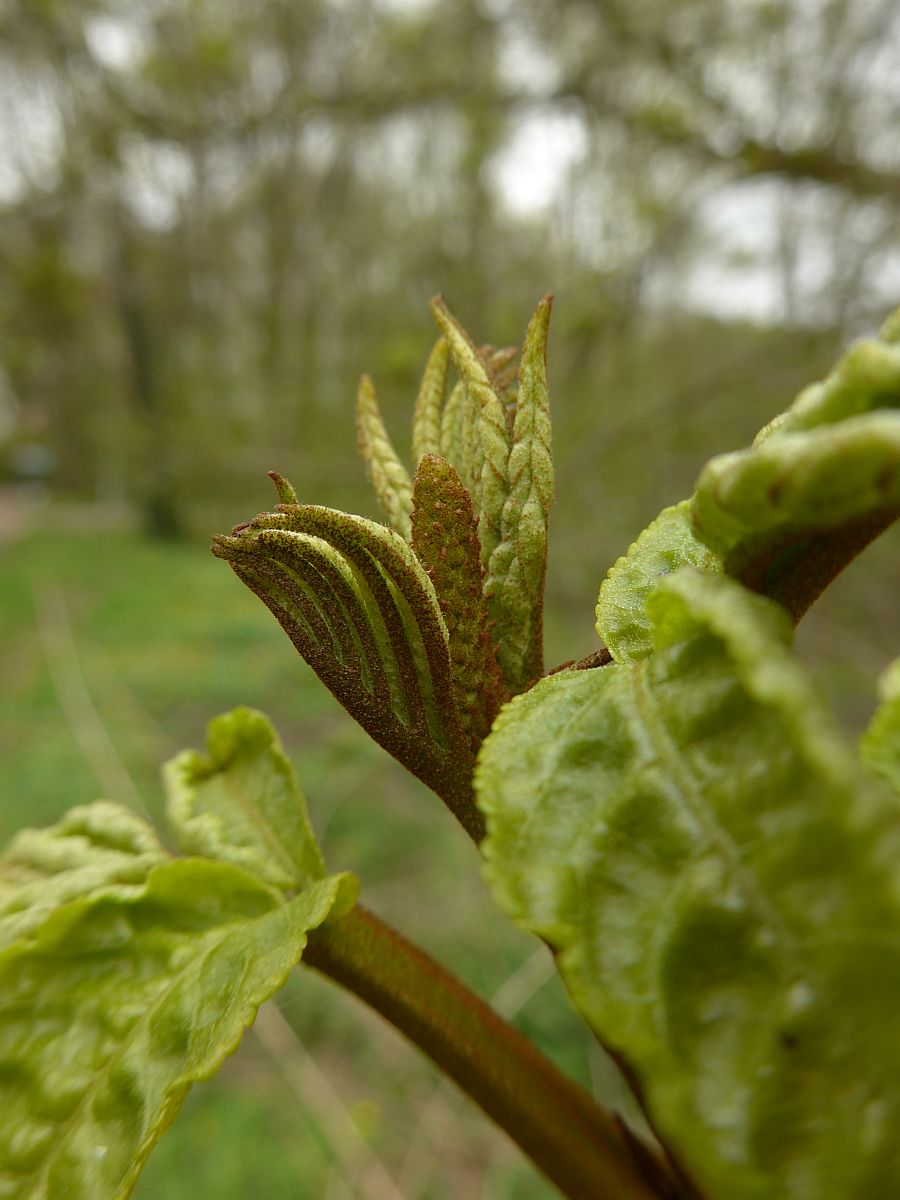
[2,503,896,1197]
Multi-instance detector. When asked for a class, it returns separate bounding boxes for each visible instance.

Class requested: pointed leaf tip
[268,471,299,506]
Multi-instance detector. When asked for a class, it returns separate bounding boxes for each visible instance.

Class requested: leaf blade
[478,569,900,1199]
[164,707,325,892]
[0,850,356,1200]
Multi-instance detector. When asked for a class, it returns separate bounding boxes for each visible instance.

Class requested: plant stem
[302,904,685,1200]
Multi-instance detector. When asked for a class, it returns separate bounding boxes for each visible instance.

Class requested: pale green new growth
[862,656,900,796]
[439,379,466,468]
[430,297,511,574]
[478,568,900,1200]
[412,336,450,463]
[596,500,721,663]
[485,295,554,690]
[355,374,414,540]
[0,802,166,953]
[164,707,325,893]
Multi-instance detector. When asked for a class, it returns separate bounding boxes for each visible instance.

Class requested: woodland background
[1,2,899,1196]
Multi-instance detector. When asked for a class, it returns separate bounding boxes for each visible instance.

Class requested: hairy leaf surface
[411,455,505,749]
[164,707,324,892]
[430,297,510,575]
[0,836,356,1200]
[485,295,554,691]
[411,336,450,464]
[355,374,414,540]
[596,501,721,663]
[478,569,900,1199]
[213,503,480,834]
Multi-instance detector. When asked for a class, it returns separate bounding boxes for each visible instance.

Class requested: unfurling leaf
[693,324,900,619]
[596,501,722,663]
[0,804,356,1200]
[430,296,511,575]
[212,502,482,838]
[439,379,466,469]
[411,336,450,464]
[482,295,554,692]
[355,374,414,540]
[411,454,505,749]
[477,568,900,1200]
[164,707,325,892]
[862,656,900,796]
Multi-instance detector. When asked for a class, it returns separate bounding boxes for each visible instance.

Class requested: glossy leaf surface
[478,568,900,1199]
[164,707,324,892]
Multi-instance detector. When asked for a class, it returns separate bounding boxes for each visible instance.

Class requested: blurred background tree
[1,2,898,1196]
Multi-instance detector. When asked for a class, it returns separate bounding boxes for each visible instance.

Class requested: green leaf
[693,322,900,619]
[0,802,166,954]
[355,374,414,540]
[0,842,357,1200]
[484,295,554,691]
[862,656,900,795]
[478,568,900,1200]
[164,707,325,892]
[411,336,450,464]
[439,379,466,469]
[213,502,481,836]
[411,454,505,749]
[596,500,722,663]
[430,297,510,576]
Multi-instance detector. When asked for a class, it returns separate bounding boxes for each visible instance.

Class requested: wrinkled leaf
[0,803,166,954]
[0,821,356,1200]
[164,707,324,892]
[485,295,554,691]
[411,336,450,464]
[693,324,900,619]
[430,297,510,575]
[862,656,900,795]
[478,568,900,1200]
[411,454,505,749]
[596,500,721,663]
[356,374,414,540]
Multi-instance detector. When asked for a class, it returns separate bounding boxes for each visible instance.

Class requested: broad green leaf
[355,374,414,540]
[862,656,900,795]
[164,707,324,892]
[0,848,357,1200]
[596,500,721,663]
[478,568,900,1200]
[430,297,510,575]
[411,454,505,749]
[0,803,166,954]
[213,502,479,830]
[411,336,449,464]
[485,295,554,692]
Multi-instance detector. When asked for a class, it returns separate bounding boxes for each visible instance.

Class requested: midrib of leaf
[216,773,300,884]
[24,908,270,1198]
[628,661,791,953]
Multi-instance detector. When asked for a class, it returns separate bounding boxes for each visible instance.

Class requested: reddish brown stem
[302,905,687,1200]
